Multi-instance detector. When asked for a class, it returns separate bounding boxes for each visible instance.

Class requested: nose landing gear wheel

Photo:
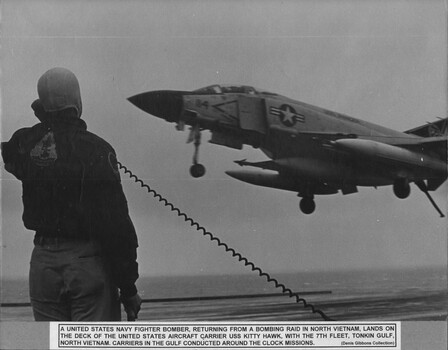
[188,124,206,178]
[190,163,206,178]
[300,197,316,214]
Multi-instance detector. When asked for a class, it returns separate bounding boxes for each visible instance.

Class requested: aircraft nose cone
[128,90,188,123]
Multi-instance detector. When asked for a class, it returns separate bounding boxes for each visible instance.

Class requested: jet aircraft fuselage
[128,84,447,215]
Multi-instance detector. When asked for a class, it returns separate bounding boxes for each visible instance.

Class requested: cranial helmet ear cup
[31,99,47,122]
[37,67,82,117]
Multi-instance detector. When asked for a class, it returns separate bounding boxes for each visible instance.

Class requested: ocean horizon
[2,265,446,304]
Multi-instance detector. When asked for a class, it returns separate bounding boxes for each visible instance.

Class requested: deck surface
[1,290,446,322]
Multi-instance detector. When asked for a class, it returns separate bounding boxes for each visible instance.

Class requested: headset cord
[118,161,334,321]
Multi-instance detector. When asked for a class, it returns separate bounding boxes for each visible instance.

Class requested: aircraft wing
[270,124,446,146]
[392,135,447,146]
[270,122,447,157]
[393,136,447,158]
[268,125,357,140]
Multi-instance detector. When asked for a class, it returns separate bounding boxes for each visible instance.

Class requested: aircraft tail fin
[404,118,447,137]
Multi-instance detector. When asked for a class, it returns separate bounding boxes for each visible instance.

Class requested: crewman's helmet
[37,67,82,117]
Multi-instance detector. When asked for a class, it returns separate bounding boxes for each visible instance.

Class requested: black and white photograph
[1,1,446,349]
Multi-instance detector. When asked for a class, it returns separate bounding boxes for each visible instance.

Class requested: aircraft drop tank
[225,170,300,192]
[225,170,339,195]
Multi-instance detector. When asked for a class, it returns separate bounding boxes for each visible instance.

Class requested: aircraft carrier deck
[1,289,446,322]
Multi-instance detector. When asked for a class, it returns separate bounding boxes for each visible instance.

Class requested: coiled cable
[118,161,334,321]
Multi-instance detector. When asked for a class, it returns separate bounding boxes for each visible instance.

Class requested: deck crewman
[2,67,141,321]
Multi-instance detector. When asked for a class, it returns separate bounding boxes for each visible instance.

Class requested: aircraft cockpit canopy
[193,85,278,96]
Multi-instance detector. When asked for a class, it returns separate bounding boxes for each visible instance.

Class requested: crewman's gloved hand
[121,293,142,321]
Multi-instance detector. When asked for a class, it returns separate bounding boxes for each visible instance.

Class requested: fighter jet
[128,84,447,216]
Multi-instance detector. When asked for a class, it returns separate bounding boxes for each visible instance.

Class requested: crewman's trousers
[29,237,121,321]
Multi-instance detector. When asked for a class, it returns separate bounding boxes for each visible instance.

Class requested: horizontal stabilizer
[405,118,448,137]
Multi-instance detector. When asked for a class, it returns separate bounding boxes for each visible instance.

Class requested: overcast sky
[1,0,447,281]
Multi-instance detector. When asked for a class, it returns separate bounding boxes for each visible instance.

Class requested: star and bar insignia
[269,104,305,127]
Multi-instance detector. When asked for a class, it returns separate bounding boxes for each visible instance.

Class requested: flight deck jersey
[2,117,139,297]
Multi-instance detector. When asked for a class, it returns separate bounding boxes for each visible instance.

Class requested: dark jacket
[2,112,138,297]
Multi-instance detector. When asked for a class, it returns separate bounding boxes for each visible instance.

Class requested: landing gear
[393,178,410,199]
[190,163,206,178]
[299,196,316,215]
[189,124,206,178]
[393,178,445,218]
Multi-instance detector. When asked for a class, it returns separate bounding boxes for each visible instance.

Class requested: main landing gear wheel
[300,197,316,215]
[190,163,206,178]
[393,178,410,199]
